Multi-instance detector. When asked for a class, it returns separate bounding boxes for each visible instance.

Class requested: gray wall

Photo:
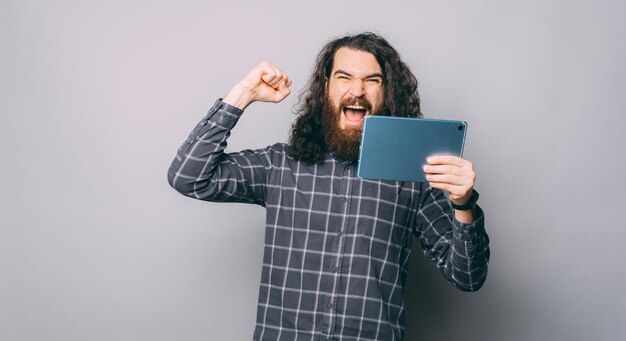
[2,0,625,340]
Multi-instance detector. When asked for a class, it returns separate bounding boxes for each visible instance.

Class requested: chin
[340,119,366,131]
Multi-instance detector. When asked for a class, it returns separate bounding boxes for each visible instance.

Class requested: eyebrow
[333,69,383,79]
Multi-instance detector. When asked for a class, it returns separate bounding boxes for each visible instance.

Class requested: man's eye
[338,75,350,80]
[367,78,382,84]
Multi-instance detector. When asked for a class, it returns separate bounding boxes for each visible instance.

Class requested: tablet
[357,116,467,182]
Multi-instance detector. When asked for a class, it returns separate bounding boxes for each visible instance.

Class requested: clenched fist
[222,61,292,109]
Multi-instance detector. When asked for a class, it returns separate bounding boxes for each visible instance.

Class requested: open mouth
[342,104,369,126]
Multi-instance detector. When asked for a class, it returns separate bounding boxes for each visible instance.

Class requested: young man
[168,32,489,341]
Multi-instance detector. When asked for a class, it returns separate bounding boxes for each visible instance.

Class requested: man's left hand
[423,155,476,207]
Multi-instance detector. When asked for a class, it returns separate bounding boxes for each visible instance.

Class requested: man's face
[323,47,384,161]
[326,47,384,130]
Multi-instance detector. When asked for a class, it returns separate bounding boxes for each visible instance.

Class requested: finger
[263,72,290,89]
[276,72,291,88]
[276,75,291,89]
[278,78,291,91]
[424,173,467,186]
[261,71,280,87]
[422,164,465,176]
[273,81,291,102]
[271,65,290,86]
[428,182,467,197]
[258,60,279,75]
[427,155,468,167]
[266,76,291,101]
[264,65,289,87]
[257,62,278,83]
[269,70,284,87]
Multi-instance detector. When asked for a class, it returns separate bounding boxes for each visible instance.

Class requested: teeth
[345,105,366,110]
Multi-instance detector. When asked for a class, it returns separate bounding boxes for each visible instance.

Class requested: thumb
[273,80,291,102]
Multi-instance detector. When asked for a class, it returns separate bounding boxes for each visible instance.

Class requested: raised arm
[167,62,291,204]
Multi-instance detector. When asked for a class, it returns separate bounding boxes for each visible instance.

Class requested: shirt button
[337,231,343,237]
[327,302,334,310]
[332,266,339,272]
[342,197,347,202]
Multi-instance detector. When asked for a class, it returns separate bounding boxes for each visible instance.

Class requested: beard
[322,96,377,163]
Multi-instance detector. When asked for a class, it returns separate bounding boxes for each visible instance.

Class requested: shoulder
[241,143,293,167]
[269,142,289,153]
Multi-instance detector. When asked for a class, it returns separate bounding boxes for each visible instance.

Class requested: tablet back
[357,116,467,182]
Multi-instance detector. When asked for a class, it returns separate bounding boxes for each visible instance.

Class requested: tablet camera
[457,125,464,131]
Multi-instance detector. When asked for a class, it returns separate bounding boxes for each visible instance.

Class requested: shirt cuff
[453,204,486,241]
[203,98,244,129]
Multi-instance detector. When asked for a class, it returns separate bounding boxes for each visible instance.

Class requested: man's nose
[348,79,366,97]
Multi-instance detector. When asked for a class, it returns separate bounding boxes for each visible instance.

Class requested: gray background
[2,0,625,340]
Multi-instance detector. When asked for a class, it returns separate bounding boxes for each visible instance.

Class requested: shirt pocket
[357,182,413,255]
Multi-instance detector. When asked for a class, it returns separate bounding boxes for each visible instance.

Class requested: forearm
[441,206,490,291]
[416,188,490,291]
[454,207,475,223]
[222,83,255,110]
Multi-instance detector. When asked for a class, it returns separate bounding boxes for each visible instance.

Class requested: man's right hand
[222,61,292,110]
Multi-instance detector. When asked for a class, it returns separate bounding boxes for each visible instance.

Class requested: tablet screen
[357,116,467,182]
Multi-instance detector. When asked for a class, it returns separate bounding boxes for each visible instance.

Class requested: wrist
[450,189,479,211]
[222,84,254,110]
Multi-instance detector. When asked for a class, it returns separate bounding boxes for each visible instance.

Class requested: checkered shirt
[168,100,490,341]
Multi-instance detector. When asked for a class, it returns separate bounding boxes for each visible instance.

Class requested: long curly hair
[288,32,422,164]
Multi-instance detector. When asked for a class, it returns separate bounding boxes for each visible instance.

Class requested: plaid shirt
[168,100,490,341]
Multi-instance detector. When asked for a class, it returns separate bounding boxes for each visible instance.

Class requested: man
[168,32,489,341]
